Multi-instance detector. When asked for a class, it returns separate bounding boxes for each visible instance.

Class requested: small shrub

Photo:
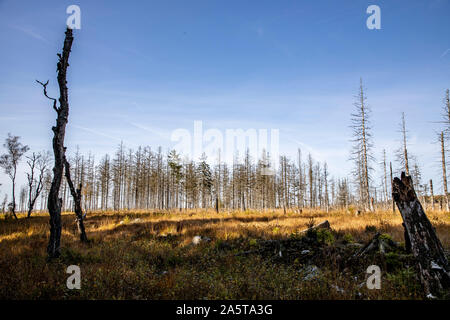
[385,252,402,271]
[316,229,335,245]
[306,217,316,229]
[386,267,421,294]
[342,233,354,244]
[289,231,302,240]
[379,233,393,242]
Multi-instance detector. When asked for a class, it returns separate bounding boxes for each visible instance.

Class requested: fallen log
[352,232,398,258]
[392,172,450,297]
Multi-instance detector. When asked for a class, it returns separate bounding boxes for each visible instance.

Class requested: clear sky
[0,0,449,197]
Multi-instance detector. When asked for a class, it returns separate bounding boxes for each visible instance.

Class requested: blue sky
[0,0,449,196]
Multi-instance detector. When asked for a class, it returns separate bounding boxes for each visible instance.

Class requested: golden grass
[0,208,449,299]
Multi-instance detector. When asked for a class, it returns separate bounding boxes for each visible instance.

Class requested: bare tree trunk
[430,179,435,211]
[215,196,219,213]
[393,172,450,298]
[26,153,46,218]
[64,156,88,242]
[360,85,370,210]
[297,148,302,209]
[26,154,36,218]
[440,132,449,212]
[390,162,395,213]
[37,28,74,259]
[11,171,17,219]
[383,150,388,209]
[401,112,410,176]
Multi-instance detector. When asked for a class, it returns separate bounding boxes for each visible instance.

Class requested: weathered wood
[64,155,88,242]
[393,172,450,297]
[352,232,398,258]
[300,220,331,234]
[37,28,74,259]
[390,162,395,213]
[440,132,449,212]
[215,196,219,213]
[352,232,380,258]
[430,179,435,211]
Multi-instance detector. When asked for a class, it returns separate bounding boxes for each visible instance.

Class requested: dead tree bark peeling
[393,172,450,297]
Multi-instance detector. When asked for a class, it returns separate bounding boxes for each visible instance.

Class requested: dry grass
[0,208,449,300]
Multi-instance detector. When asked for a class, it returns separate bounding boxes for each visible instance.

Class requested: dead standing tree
[26,152,49,218]
[64,155,88,242]
[393,172,450,298]
[37,28,88,258]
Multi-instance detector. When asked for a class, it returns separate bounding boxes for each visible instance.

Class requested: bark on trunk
[27,196,39,218]
[390,162,395,213]
[215,196,219,213]
[38,28,74,259]
[392,172,450,297]
[430,179,435,211]
[440,132,449,212]
[11,174,17,219]
[64,156,88,242]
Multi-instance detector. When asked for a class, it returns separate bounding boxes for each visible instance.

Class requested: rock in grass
[192,236,202,245]
[331,284,345,294]
[192,235,211,245]
[302,265,320,281]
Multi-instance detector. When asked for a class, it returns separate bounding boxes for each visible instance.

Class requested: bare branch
[36,80,58,112]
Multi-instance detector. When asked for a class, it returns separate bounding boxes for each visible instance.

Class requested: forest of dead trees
[1,85,450,216]
[2,87,449,217]
[1,135,449,217]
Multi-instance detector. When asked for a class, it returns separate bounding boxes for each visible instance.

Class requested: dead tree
[390,162,395,213]
[430,179,435,211]
[400,113,410,175]
[215,196,219,213]
[440,132,449,211]
[393,172,450,297]
[64,155,88,242]
[350,79,372,211]
[26,152,49,218]
[0,134,29,219]
[37,28,74,259]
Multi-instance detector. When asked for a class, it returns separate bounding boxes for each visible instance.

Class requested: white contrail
[440,48,450,58]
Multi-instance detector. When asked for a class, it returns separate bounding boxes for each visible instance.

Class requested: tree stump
[300,220,331,234]
[392,172,450,297]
